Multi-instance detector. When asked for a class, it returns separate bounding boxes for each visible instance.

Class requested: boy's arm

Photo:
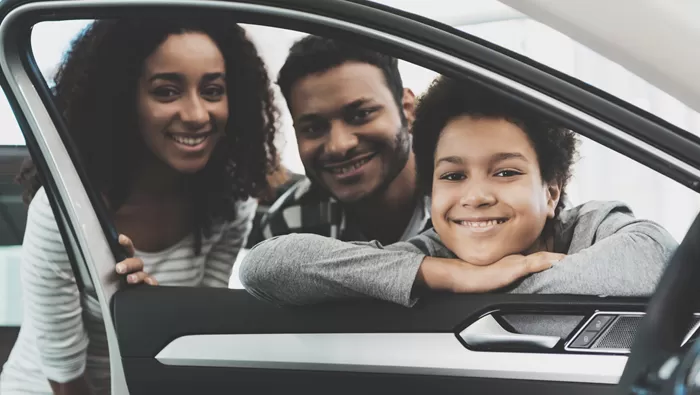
[239,233,553,307]
[512,210,678,296]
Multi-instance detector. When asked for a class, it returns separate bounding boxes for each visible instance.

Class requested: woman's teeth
[168,134,208,147]
[329,156,373,174]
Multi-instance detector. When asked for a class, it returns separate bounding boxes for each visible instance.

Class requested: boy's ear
[546,182,562,219]
[402,88,416,130]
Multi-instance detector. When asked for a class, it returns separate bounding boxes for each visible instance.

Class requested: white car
[0,0,699,394]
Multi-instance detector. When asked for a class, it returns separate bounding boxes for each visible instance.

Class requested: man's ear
[402,88,416,129]
[546,182,562,219]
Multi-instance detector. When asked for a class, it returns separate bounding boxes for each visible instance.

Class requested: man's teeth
[329,156,372,174]
[169,134,208,146]
[458,219,507,228]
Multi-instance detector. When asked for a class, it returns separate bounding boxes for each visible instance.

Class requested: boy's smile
[430,116,561,266]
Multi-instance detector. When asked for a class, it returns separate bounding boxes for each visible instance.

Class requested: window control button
[570,331,598,348]
[584,315,615,333]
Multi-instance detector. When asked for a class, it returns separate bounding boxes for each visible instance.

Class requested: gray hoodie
[240,200,677,307]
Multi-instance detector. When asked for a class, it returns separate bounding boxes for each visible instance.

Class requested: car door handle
[459,314,561,350]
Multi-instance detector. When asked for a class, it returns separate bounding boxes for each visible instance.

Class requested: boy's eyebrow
[490,152,528,164]
[435,152,528,167]
[435,156,464,166]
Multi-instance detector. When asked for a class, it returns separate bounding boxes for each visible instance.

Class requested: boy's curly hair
[412,76,578,217]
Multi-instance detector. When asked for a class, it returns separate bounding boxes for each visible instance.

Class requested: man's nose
[180,94,209,127]
[324,121,359,157]
[459,180,497,208]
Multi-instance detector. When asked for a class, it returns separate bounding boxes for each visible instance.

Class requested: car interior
[1,0,700,394]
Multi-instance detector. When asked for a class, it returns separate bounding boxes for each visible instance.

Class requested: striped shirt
[0,187,256,394]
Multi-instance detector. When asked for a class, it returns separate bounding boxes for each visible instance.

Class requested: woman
[0,15,278,395]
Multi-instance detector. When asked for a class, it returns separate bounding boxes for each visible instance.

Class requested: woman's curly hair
[413,76,578,218]
[17,14,279,249]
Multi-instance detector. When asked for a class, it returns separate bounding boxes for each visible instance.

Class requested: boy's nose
[460,183,497,208]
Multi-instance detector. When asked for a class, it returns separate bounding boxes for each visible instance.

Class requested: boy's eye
[439,172,466,181]
[494,169,523,177]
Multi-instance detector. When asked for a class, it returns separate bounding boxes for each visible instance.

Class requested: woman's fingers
[115,257,143,275]
[118,234,136,257]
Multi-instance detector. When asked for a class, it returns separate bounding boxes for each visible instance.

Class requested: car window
[26,17,695,296]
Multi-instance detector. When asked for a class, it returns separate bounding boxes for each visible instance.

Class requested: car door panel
[112,287,664,394]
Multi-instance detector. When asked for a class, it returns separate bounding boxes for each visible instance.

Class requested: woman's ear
[545,182,562,219]
[402,88,416,129]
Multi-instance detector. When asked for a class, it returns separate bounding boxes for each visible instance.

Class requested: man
[260,35,430,244]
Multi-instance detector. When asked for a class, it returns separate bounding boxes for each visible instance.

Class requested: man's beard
[309,126,413,205]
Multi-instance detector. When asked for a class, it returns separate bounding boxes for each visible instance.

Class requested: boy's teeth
[460,219,506,227]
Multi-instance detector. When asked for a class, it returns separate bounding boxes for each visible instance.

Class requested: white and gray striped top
[0,187,256,395]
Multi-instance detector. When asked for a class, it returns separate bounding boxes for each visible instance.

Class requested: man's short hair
[412,76,578,217]
[277,35,405,113]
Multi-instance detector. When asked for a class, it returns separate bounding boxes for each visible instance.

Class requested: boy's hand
[416,252,564,293]
[115,234,159,286]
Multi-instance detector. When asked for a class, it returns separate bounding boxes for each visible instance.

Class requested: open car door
[2,0,700,394]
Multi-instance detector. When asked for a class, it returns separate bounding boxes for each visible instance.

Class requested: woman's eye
[439,172,466,181]
[202,85,225,99]
[152,86,180,99]
[494,169,522,177]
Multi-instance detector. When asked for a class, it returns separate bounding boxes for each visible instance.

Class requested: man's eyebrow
[294,98,375,125]
[435,156,464,166]
[341,98,374,111]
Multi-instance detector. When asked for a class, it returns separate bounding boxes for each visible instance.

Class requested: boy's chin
[452,249,509,266]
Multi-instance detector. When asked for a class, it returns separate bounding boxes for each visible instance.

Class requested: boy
[240,76,677,307]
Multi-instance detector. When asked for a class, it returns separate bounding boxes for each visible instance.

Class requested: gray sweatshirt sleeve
[239,234,429,307]
[511,206,678,296]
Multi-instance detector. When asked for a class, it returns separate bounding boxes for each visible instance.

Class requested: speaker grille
[590,315,700,350]
[592,316,641,349]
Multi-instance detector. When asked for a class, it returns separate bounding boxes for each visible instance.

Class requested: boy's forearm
[414,257,460,292]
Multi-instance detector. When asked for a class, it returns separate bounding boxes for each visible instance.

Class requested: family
[0,13,677,395]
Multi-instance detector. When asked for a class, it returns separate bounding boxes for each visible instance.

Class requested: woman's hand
[115,234,158,285]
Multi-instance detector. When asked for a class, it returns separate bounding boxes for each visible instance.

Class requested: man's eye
[299,124,327,137]
[348,108,375,124]
[439,172,466,181]
[494,170,522,177]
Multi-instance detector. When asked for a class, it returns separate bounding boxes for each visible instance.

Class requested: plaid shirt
[260,177,432,242]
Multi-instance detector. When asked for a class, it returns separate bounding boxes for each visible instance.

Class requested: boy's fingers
[115,257,144,275]
[118,234,136,257]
